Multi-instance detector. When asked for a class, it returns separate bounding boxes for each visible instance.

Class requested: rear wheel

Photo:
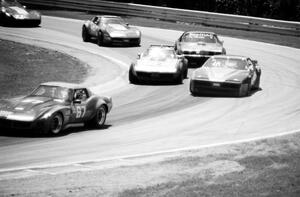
[82,26,90,42]
[47,113,63,135]
[175,72,183,84]
[97,32,104,46]
[91,105,107,128]
[129,67,138,84]
[253,76,260,90]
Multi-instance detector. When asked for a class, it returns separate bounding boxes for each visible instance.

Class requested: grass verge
[0,39,89,99]
[0,132,299,196]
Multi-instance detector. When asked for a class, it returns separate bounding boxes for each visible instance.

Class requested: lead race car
[175,31,226,66]
[190,55,261,97]
[82,15,141,46]
[0,0,41,26]
[0,82,112,135]
[129,45,188,84]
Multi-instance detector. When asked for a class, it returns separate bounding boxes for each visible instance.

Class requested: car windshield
[203,57,247,70]
[1,0,22,7]
[181,33,217,43]
[103,17,124,25]
[142,47,176,61]
[30,85,72,100]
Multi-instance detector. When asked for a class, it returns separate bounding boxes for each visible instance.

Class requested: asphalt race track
[0,16,300,173]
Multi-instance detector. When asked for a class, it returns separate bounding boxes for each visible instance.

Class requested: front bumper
[134,71,180,82]
[190,79,243,96]
[104,36,140,46]
[0,118,46,131]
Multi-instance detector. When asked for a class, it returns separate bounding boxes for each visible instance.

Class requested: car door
[70,89,90,123]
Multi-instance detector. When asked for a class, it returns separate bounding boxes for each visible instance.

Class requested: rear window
[203,57,247,70]
[181,33,217,43]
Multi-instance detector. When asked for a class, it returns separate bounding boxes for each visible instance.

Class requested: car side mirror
[126,23,129,26]
[220,40,224,45]
[137,53,141,59]
[252,60,258,64]
[73,99,81,104]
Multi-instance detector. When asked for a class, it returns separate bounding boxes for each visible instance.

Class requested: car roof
[96,15,121,19]
[40,82,86,89]
[184,31,216,35]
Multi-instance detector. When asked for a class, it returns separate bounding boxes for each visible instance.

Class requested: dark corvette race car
[0,82,112,135]
[129,45,188,84]
[0,0,41,26]
[175,31,226,66]
[190,55,261,97]
[82,15,141,46]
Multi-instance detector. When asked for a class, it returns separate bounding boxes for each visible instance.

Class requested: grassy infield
[1,9,300,196]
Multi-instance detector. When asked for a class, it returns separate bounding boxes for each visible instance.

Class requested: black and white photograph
[0,0,299,196]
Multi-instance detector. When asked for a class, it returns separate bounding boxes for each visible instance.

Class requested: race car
[82,15,141,46]
[175,31,226,66]
[129,45,188,84]
[0,82,112,135]
[0,0,41,26]
[190,55,261,97]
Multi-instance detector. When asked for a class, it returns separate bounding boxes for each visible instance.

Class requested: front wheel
[82,26,90,42]
[47,113,64,135]
[91,105,107,128]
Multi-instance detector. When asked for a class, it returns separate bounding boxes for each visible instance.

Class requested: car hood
[179,42,223,52]
[106,24,140,37]
[193,67,249,82]
[0,96,65,121]
[134,59,179,72]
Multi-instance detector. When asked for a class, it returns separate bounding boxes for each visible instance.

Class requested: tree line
[110,0,300,21]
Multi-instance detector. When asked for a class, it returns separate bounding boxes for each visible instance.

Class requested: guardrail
[20,0,300,36]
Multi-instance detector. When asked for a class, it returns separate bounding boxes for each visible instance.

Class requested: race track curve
[0,16,300,172]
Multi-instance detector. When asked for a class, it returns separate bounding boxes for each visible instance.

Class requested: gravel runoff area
[0,39,89,99]
[0,132,299,196]
[0,8,300,197]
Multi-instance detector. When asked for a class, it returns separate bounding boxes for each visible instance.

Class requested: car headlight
[226,79,241,83]
[14,14,25,19]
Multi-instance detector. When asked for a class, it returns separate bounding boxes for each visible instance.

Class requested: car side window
[92,17,98,24]
[246,59,254,70]
[74,89,89,102]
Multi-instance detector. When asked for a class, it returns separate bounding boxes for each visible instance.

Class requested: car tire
[47,113,63,135]
[238,82,250,97]
[175,73,183,84]
[189,81,197,96]
[82,26,90,42]
[97,32,104,46]
[129,67,138,84]
[91,105,107,128]
[253,76,260,90]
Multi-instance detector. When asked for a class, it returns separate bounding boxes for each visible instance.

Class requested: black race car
[0,0,41,26]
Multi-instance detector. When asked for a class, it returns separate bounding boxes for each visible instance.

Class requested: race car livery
[190,55,261,97]
[175,31,226,66]
[82,15,141,46]
[0,82,112,134]
[0,0,41,26]
[129,45,188,84]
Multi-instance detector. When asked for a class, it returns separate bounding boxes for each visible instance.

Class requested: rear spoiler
[150,44,174,48]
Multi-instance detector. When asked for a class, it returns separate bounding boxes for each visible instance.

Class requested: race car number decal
[75,106,86,118]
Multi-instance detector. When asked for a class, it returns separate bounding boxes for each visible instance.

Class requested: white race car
[129,45,188,84]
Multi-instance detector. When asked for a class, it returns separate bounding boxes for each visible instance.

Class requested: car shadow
[191,87,263,98]
[133,80,184,86]
[0,22,41,28]
[0,124,112,138]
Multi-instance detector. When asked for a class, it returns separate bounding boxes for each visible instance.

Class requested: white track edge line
[0,128,299,173]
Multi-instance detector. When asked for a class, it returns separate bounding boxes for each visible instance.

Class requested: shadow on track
[0,124,112,138]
